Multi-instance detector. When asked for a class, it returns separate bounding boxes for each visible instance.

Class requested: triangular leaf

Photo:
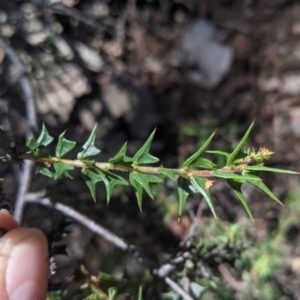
[130,173,144,211]
[108,287,117,299]
[177,177,194,217]
[81,159,96,166]
[247,175,283,205]
[245,164,299,175]
[109,142,133,164]
[36,124,54,148]
[133,130,159,164]
[190,177,216,218]
[82,169,103,201]
[206,150,230,158]
[212,171,261,181]
[53,162,74,179]
[38,165,52,178]
[158,168,182,181]
[56,132,76,158]
[183,131,215,168]
[97,170,128,203]
[226,179,253,219]
[186,157,217,169]
[26,137,40,151]
[77,125,101,159]
[138,286,143,300]
[130,171,162,211]
[227,122,254,166]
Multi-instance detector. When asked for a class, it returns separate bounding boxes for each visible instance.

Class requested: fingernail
[9,281,40,300]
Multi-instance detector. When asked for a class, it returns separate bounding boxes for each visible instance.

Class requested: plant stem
[20,153,245,178]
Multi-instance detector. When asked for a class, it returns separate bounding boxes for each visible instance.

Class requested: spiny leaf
[109,142,133,164]
[206,150,230,158]
[108,287,117,299]
[138,286,143,300]
[190,177,216,218]
[177,177,193,217]
[78,125,101,159]
[99,170,128,203]
[81,159,95,166]
[133,130,159,164]
[83,169,128,203]
[247,175,283,205]
[130,171,162,211]
[183,131,215,168]
[212,171,261,181]
[226,179,253,219]
[227,122,254,166]
[158,168,182,181]
[53,162,74,179]
[185,157,216,169]
[38,165,52,178]
[56,132,76,158]
[245,164,299,175]
[130,174,144,211]
[82,169,103,201]
[36,124,54,148]
[26,137,40,151]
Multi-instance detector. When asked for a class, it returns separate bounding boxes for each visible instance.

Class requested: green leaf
[177,177,194,217]
[26,137,40,151]
[56,132,76,158]
[53,162,74,179]
[130,171,162,211]
[109,142,133,164]
[81,159,95,166]
[83,169,128,203]
[186,157,217,169]
[206,150,230,157]
[36,124,54,148]
[190,177,216,218]
[212,171,261,181]
[227,122,254,166]
[247,175,283,205]
[108,287,117,300]
[245,164,299,175]
[82,169,103,201]
[133,130,159,164]
[38,165,52,178]
[138,286,143,300]
[226,179,253,219]
[183,131,215,168]
[77,125,101,159]
[158,168,182,180]
[101,171,128,203]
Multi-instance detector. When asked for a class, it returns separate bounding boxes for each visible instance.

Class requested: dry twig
[25,193,194,300]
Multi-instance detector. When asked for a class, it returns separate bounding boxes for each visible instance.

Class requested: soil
[2,0,300,299]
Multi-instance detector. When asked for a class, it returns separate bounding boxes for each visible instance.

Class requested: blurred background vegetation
[1,0,300,299]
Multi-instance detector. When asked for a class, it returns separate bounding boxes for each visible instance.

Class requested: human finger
[0,227,49,300]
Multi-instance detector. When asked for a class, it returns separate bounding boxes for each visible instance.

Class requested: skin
[0,209,48,300]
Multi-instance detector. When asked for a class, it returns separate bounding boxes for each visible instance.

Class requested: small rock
[75,42,103,72]
[259,76,280,92]
[281,74,300,95]
[292,21,300,35]
[179,19,233,89]
[33,63,91,124]
[101,76,160,138]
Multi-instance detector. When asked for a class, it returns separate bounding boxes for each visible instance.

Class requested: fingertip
[0,210,19,231]
[0,228,49,300]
